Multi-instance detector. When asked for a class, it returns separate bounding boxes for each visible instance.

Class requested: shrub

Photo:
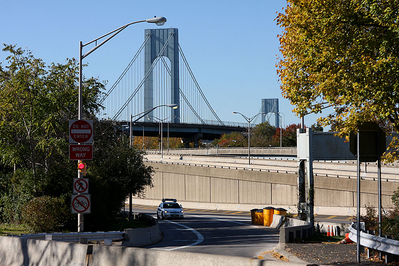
[21,196,71,233]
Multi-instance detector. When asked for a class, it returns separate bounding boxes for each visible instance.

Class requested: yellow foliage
[277,0,399,159]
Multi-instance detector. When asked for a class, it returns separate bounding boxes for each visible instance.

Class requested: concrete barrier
[124,221,162,246]
[269,214,285,229]
[0,236,88,266]
[0,235,308,266]
[278,218,314,244]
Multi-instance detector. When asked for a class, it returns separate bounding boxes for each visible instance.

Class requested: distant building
[261,99,279,128]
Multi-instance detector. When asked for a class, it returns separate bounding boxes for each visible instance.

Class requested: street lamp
[233,111,262,167]
[152,115,177,160]
[78,16,167,120]
[272,112,285,147]
[130,104,178,148]
[77,16,167,232]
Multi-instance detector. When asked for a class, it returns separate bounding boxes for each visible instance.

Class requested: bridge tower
[144,28,180,123]
[261,98,279,128]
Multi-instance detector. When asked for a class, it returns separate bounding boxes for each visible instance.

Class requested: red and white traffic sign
[71,194,91,214]
[69,120,93,144]
[73,178,89,194]
[69,144,93,160]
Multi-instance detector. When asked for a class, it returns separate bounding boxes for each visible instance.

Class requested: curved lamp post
[78,16,167,120]
[129,104,178,148]
[77,16,167,232]
[233,111,262,166]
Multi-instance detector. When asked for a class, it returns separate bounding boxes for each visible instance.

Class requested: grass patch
[0,223,29,236]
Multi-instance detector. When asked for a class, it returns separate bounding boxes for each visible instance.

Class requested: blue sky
[0,0,326,129]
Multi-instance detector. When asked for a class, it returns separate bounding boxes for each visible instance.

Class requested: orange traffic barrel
[255,209,263,225]
[250,209,258,224]
[263,207,274,226]
[274,208,287,216]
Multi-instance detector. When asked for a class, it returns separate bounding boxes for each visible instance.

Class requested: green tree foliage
[85,119,154,230]
[0,45,154,231]
[251,122,277,147]
[0,45,104,195]
[277,1,399,157]
[213,132,246,147]
[22,196,71,233]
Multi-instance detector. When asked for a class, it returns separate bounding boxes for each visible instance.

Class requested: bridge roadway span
[120,121,246,146]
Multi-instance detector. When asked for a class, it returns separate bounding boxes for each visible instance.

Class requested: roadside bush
[21,196,71,233]
[361,205,378,232]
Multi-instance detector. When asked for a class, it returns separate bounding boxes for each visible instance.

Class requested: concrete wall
[142,162,398,215]
[0,236,305,266]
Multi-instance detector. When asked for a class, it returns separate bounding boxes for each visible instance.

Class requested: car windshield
[163,203,180,208]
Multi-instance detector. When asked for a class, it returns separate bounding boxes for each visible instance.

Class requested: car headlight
[164,210,168,213]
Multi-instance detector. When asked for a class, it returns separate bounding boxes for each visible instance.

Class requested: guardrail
[348,223,399,263]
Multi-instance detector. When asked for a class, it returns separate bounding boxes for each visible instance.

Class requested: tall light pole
[152,115,176,160]
[272,112,285,147]
[233,111,262,166]
[130,104,178,148]
[77,16,167,232]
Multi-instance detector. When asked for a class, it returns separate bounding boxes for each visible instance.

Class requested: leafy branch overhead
[277,0,399,143]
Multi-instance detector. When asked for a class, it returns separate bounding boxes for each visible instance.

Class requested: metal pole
[167,122,170,152]
[248,121,251,166]
[161,121,163,160]
[377,131,382,260]
[130,114,133,148]
[77,41,83,233]
[356,132,361,263]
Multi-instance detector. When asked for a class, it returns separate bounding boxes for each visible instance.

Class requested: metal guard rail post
[348,223,399,263]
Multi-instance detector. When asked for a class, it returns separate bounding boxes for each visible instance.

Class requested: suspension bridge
[98,28,247,146]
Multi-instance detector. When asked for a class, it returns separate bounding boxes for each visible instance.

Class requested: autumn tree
[277,1,399,158]
[212,132,246,147]
[251,122,277,147]
[272,124,301,147]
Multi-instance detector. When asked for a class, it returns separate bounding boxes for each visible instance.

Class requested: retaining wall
[142,162,398,216]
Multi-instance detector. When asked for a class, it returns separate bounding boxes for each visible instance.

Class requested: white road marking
[152,220,204,251]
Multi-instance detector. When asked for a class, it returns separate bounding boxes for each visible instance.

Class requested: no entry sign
[71,194,91,214]
[69,120,93,144]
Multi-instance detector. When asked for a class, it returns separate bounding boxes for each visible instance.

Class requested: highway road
[129,204,354,258]
[131,204,279,258]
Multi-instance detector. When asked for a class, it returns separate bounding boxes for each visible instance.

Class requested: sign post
[69,119,93,232]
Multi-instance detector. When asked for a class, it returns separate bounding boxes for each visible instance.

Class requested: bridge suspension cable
[159,56,205,124]
[178,45,224,126]
[99,31,224,126]
[111,33,174,120]
[99,33,151,105]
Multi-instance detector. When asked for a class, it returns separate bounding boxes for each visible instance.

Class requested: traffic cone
[340,233,353,244]
[327,225,330,236]
[330,225,334,236]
